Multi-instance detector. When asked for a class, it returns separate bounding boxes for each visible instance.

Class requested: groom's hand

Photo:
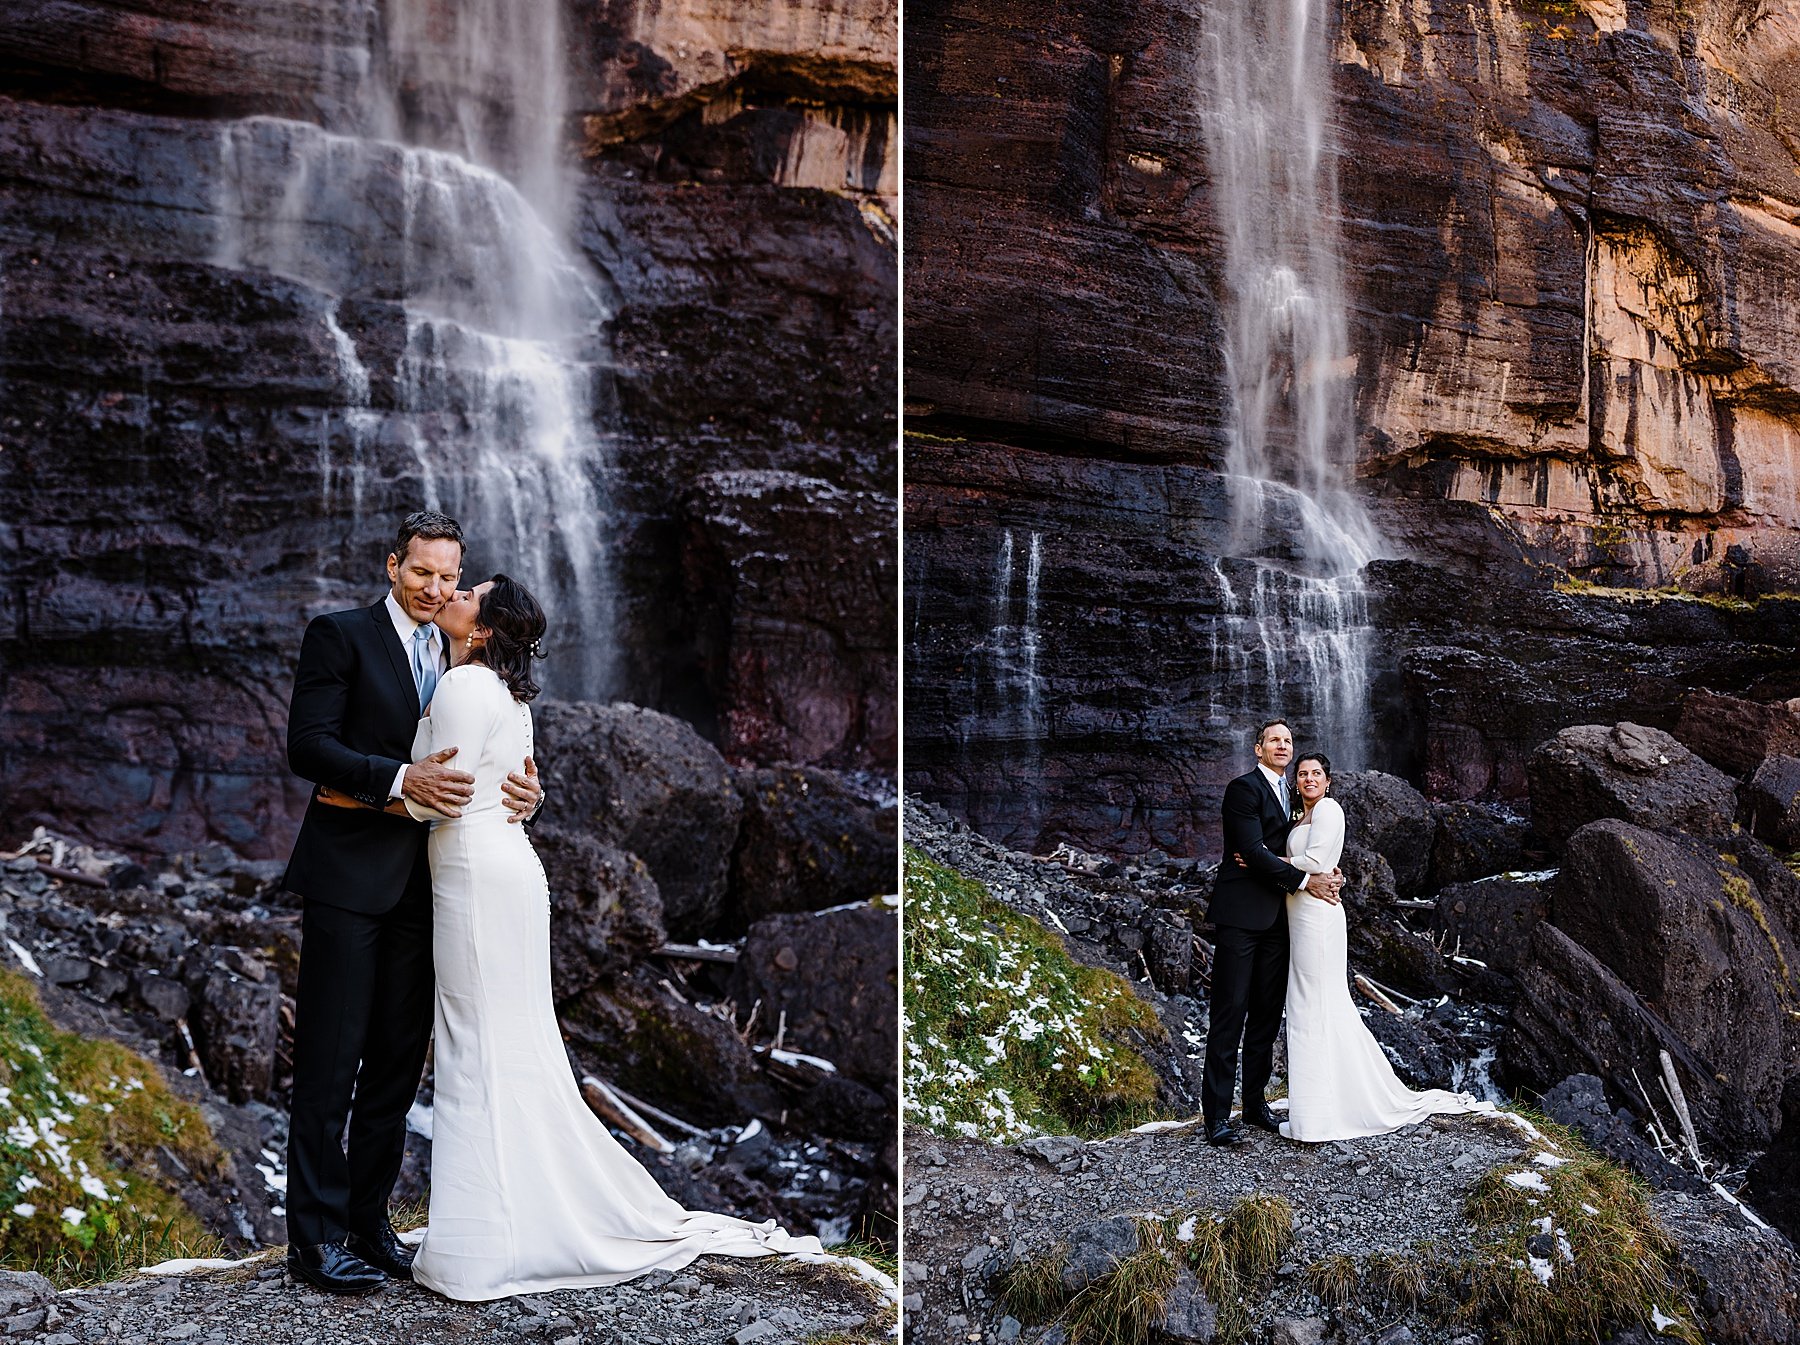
[503,755,543,824]
[1307,868,1344,905]
[404,747,475,817]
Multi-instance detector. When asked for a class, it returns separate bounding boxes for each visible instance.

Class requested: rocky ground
[900,1117,1794,1345]
[0,1248,893,1344]
[0,698,898,1271]
[903,707,1800,1342]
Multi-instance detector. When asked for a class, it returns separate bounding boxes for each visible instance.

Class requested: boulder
[0,1270,54,1316]
[1553,821,1798,1109]
[1657,1196,1800,1345]
[727,902,897,1091]
[1058,1215,1141,1293]
[726,766,897,931]
[559,966,783,1128]
[1428,801,1531,886]
[1746,1074,1800,1246]
[534,701,743,939]
[1328,772,1435,897]
[193,966,278,1105]
[1673,691,1800,777]
[1159,1263,1218,1342]
[539,827,668,1003]
[1526,723,1739,852]
[1745,755,1800,852]
[1430,875,1550,976]
[1505,921,1778,1151]
[1536,1073,1702,1192]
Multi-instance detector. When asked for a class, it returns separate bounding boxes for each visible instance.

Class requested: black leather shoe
[346,1224,416,1280]
[287,1242,386,1295]
[1205,1119,1244,1147]
[1242,1102,1282,1133]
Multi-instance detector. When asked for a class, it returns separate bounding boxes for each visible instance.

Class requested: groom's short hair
[393,510,465,561]
[1253,718,1291,748]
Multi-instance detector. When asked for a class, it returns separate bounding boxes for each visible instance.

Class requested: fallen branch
[1392,898,1438,909]
[1358,973,1421,1008]
[1631,1065,1682,1162]
[1659,1050,1707,1175]
[603,1082,708,1140]
[37,862,107,890]
[1354,974,1403,1015]
[580,1076,674,1153]
[653,942,738,965]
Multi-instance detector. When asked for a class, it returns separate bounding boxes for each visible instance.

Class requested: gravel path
[7,1252,894,1345]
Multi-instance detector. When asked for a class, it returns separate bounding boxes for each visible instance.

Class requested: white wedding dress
[1280,796,1483,1143]
[403,664,821,1300]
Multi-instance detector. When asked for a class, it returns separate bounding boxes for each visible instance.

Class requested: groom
[1200,718,1341,1147]
[281,510,543,1293]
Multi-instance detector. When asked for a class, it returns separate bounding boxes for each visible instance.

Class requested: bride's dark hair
[471,574,547,703]
[1295,752,1332,780]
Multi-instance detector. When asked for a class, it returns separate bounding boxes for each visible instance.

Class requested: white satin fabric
[405,664,820,1300]
[1280,796,1481,1143]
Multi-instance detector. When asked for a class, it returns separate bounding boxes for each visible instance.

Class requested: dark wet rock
[1747,1075,1800,1246]
[193,967,278,1105]
[1674,691,1800,778]
[1431,875,1550,976]
[539,827,668,1002]
[1428,801,1532,887]
[1746,755,1800,852]
[1505,921,1779,1152]
[681,471,897,771]
[535,701,744,939]
[1552,820,1798,1125]
[728,903,898,1091]
[560,965,784,1128]
[1537,1074,1703,1193]
[727,765,897,931]
[1526,724,1739,853]
[1362,1011,1457,1091]
[1331,772,1435,898]
[1658,1196,1800,1345]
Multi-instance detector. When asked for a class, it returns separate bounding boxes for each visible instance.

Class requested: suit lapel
[1255,768,1284,816]
[370,601,419,713]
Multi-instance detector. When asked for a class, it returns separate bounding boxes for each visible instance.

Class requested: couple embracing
[281,510,817,1300]
[1202,719,1481,1147]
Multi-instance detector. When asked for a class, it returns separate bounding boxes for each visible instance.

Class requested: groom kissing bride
[1201,719,1481,1148]
[281,510,819,1299]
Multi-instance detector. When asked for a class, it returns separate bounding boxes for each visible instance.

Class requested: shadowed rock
[1526,724,1738,853]
[1430,874,1550,977]
[726,766,897,931]
[1745,755,1800,852]
[539,826,668,1002]
[535,701,743,939]
[1428,801,1531,887]
[1330,772,1436,898]
[1674,691,1800,777]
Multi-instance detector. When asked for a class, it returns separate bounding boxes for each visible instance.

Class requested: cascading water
[213,0,615,696]
[959,529,1047,837]
[1199,0,1386,765]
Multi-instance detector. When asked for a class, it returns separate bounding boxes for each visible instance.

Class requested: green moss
[0,970,223,1286]
[1719,868,1795,994]
[903,846,1167,1141]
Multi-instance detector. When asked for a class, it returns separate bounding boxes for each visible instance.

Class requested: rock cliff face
[0,0,896,857]
[905,0,1800,853]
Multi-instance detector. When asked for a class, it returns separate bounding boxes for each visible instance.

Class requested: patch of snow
[6,940,41,977]
[1176,1216,1198,1243]
[1504,1171,1551,1193]
[405,1101,433,1141]
[139,1256,261,1276]
[1526,1254,1554,1284]
[1532,1152,1569,1168]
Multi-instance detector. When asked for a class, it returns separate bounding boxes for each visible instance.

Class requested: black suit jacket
[282,601,430,914]
[1205,769,1308,931]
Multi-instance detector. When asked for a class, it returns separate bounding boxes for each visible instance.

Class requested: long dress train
[405,664,821,1300]
[1280,796,1483,1143]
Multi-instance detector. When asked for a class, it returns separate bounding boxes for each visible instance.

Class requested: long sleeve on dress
[404,669,497,824]
[1289,798,1345,874]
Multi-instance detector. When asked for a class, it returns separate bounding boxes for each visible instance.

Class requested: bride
[321,574,820,1299]
[1279,752,1482,1143]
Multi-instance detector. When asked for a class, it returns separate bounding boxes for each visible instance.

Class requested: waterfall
[960,529,1047,840]
[1199,0,1385,767]
[213,0,616,696]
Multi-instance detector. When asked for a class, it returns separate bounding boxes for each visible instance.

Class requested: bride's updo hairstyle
[473,574,547,703]
[1295,752,1333,782]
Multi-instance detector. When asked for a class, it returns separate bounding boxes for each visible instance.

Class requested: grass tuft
[1363,1250,1429,1312]
[1221,1194,1293,1278]
[1304,1253,1359,1308]
[993,1245,1071,1323]
[1063,1233,1177,1345]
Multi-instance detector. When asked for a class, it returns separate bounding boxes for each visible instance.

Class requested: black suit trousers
[285,850,435,1247]
[1201,912,1290,1124]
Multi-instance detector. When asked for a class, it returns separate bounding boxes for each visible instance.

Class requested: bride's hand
[315,786,362,810]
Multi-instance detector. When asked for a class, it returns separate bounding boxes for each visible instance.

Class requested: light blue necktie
[1276,774,1288,816]
[412,625,438,711]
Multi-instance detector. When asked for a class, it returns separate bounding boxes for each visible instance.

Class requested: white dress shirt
[384,592,446,800]
[1257,762,1312,893]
